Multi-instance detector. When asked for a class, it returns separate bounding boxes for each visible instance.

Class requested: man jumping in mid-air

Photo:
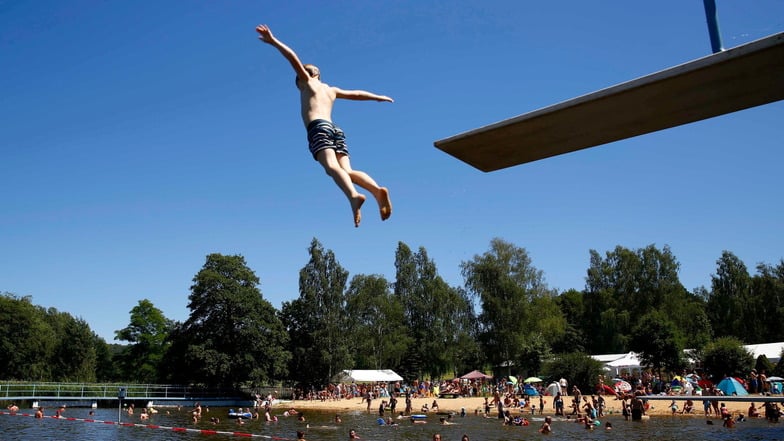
[256,24,393,227]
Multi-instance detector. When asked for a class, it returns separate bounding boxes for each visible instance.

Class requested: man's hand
[256,24,275,44]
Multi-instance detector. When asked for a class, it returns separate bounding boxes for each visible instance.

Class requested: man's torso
[300,78,336,125]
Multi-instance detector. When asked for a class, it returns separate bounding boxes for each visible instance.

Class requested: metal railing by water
[0,382,238,401]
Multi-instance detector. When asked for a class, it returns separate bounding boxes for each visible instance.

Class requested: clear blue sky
[2,1,782,343]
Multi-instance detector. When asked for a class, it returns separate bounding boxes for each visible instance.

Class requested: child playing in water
[256,24,393,227]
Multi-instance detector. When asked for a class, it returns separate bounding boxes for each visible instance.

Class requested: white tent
[335,369,403,383]
[744,342,784,363]
[605,352,642,375]
[606,352,640,367]
[591,353,628,364]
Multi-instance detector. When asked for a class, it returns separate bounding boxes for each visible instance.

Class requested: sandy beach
[276,394,769,419]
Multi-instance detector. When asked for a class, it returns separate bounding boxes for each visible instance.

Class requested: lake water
[1,407,783,441]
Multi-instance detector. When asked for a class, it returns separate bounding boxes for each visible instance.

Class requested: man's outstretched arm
[334,87,394,102]
[256,24,310,82]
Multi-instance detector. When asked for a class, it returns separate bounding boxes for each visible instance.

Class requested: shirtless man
[538,416,552,434]
[256,24,393,227]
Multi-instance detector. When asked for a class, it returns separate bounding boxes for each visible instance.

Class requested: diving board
[434,32,784,172]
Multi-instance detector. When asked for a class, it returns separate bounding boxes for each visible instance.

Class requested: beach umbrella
[508,376,518,385]
[766,376,784,382]
[524,376,543,384]
[613,380,632,392]
[459,370,493,380]
[600,384,617,395]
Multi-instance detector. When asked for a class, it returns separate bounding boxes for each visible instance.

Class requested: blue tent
[523,384,539,396]
[717,377,748,396]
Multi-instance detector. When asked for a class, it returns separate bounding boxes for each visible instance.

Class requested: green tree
[280,239,352,386]
[0,294,100,381]
[165,253,290,388]
[706,251,751,339]
[47,312,97,382]
[542,352,605,394]
[677,291,713,350]
[516,333,552,377]
[583,249,630,353]
[0,294,55,380]
[394,242,477,379]
[424,278,478,378]
[461,238,555,377]
[115,299,174,383]
[629,311,684,375]
[773,349,784,377]
[553,289,587,353]
[702,336,754,383]
[345,274,411,369]
[751,261,784,342]
[584,245,691,354]
[393,242,425,380]
[94,336,122,382]
[754,355,774,376]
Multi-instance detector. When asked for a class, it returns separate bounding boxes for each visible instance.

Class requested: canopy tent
[744,342,784,364]
[606,352,641,368]
[335,369,403,383]
[717,377,748,396]
[604,352,642,375]
[460,370,493,380]
[591,353,628,363]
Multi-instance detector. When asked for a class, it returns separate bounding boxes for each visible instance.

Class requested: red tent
[460,370,493,380]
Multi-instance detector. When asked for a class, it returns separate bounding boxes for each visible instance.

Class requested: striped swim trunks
[306,119,349,160]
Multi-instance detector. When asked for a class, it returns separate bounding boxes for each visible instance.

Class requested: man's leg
[337,154,392,220]
[316,149,365,227]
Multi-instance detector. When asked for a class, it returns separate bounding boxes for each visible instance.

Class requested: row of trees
[0,294,114,382]
[2,238,783,391]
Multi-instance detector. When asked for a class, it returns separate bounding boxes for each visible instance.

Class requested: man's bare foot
[376,187,392,221]
[351,194,366,227]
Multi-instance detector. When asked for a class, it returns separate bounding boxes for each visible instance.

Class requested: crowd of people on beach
[4,366,782,440]
[293,378,501,403]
